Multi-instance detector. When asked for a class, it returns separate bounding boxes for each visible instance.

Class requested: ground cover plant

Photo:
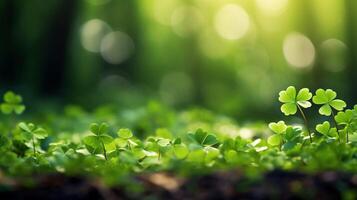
[0,87,356,199]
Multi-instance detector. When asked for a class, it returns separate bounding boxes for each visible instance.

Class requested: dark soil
[1,170,356,200]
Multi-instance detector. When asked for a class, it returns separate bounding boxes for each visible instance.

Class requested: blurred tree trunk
[39,0,78,96]
[0,1,22,87]
[345,0,357,103]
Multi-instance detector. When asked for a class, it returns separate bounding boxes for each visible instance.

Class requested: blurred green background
[0,0,356,120]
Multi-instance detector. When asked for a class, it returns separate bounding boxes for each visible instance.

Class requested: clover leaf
[115,128,137,149]
[278,86,312,116]
[18,122,48,157]
[316,121,338,138]
[1,91,25,115]
[267,134,282,146]
[335,109,354,125]
[118,128,133,139]
[312,89,346,116]
[268,121,287,134]
[83,123,113,160]
[187,128,218,147]
[335,108,357,143]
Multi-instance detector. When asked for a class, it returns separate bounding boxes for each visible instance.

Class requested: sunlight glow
[171,6,203,37]
[283,32,315,68]
[100,31,135,64]
[214,4,250,40]
[256,0,288,16]
[80,19,111,52]
[160,72,194,105]
[320,39,347,72]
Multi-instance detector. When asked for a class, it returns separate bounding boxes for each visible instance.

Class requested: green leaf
[267,134,281,146]
[296,88,312,101]
[4,91,16,103]
[193,129,207,144]
[325,89,337,101]
[316,121,330,135]
[297,101,311,108]
[313,89,345,116]
[268,121,287,134]
[118,128,133,139]
[83,135,100,148]
[204,146,219,163]
[33,128,47,139]
[14,105,25,114]
[157,138,170,147]
[173,144,189,159]
[335,110,353,125]
[1,91,25,115]
[278,86,296,103]
[203,134,218,146]
[99,135,113,144]
[280,103,297,115]
[114,138,128,148]
[18,122,32,133]
[1,104,13,114]
[330,99,346,111]
[319,104,332,116]
[315,121,338,137]
[98,123,109,135]
[312,89,329,104]
[173,138,181,145]
[90,123,99,135]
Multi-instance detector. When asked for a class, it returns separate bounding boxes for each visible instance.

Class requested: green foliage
[279,86,312,115]
[83,123,113,160]
[0,87,356,190]
[316,121,338,138]
[0,91,25,114]
[312,89,346,116]
[18,122,48,157]
[187,128,218,147]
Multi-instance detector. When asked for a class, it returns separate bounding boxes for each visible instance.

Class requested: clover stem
[297,105,312,143]
[101,141,107,160]
[32,136,37,158]
[331,110,341,143]
[158,148,161,161]
[346,128,349,143]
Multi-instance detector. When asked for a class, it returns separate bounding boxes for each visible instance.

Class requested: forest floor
[1,170,356,200]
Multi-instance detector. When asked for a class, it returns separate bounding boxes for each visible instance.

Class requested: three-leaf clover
[278,86,312,116]
[18,122,47,157]
[316,121,338,139]
[187,128,218,147]
[1,91,25,115]
[267,121,287,147]
[312,89,346,116]
[116,128,137,149]
[335,108,356,143]
[83,123,113,160]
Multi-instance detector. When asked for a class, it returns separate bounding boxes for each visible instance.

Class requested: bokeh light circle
[214,4,250,40]
[100,31,135,65]
[283,32,315,68]
[80,19,111,53]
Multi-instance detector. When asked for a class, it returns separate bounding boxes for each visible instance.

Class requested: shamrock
[1,91,25,115]
[18,122,48,157]
[116,128,137,149]
[83,123,113,160]
[267,121,287,147]
[335,107,357,143]
[312,89,346,116]
[172,138,189,159]
[316,121,338,138]
[187,128,218,147]
[269,121,287,134]
[278,86,312,116]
